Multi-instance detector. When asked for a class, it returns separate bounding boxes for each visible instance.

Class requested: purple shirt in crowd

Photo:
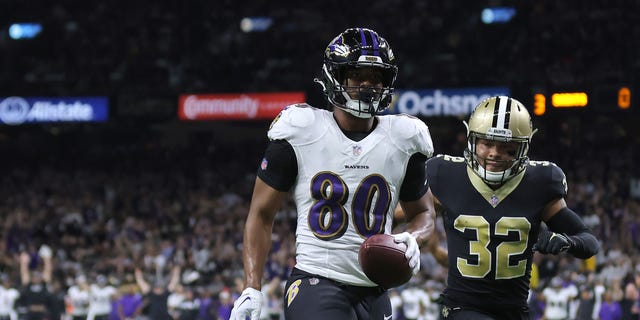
[109,293,143,319]
[599,301,622,320]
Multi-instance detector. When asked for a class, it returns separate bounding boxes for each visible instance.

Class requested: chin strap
[476,165,511,184]
[339,99,377,119]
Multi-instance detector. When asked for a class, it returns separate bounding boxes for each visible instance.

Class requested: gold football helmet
[463,96,537,185]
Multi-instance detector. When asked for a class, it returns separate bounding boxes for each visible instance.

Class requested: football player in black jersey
[425,96,599,320]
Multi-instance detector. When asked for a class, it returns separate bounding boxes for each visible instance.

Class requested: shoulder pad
[528,160,568,196]
[385,114,434,157]
[549,162,568,195]
[434,154,465,163]
[267,104,327,144]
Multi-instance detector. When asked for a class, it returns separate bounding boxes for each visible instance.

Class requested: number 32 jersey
[427,154,567,309]
[267,104,434,286]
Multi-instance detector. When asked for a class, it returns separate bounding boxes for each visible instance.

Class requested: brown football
[358,233,413,288]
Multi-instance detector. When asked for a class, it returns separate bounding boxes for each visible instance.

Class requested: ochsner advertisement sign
[389,87,510,117]
[179,92,305,120]
[0,96,108,125]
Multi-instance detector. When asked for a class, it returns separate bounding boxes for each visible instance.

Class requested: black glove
[534,230,574,254]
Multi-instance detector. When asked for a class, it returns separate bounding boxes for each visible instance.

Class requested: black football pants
[284,268,391,320]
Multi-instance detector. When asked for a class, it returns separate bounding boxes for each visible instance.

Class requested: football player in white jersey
[541,276,578,320]
[230,27,437,320]
[87,275,117,320]
[66,275,91,320]
[0,274,19,320]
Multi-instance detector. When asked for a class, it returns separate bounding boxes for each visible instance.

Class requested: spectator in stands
[18,246,55,320]
[134,265,181,320]
[175,286,200,320]
[620,280,638,320]
[599,289,622,320]
[115,283,144,320]
[216,289,233,320]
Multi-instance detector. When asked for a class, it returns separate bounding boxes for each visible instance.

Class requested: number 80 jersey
[268,104,434,286]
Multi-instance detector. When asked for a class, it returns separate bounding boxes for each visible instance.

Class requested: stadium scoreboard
[530,85,634,116]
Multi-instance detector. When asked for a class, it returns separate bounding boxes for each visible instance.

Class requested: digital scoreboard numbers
[531,86,632,115]
[618,87,630,109]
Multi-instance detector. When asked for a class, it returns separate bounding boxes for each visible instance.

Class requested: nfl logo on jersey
[490,194,499,206]
[261,158,268,170]
[352,145,362,156]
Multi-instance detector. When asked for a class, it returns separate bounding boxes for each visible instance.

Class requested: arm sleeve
[545,207,600,259]
[255,140,298,192]
[399,153,429,202]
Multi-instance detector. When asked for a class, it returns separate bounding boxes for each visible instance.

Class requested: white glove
[230,287,263,320]
[392,232,420,275]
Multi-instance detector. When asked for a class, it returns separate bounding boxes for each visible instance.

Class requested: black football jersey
[427,154,567,309]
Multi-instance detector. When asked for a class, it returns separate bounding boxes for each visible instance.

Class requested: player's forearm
[432,246,449,267]
[424,231,448,268]
[546,206,600,259]
[406,212,435,248]
[566,231,599,259]
[243,212,274,290]
[403,190,437,248]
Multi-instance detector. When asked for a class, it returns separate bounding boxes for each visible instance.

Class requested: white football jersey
[0,286,19,316]
[401,287,431,319]
[268,105,434,286]
[67,285,90,315]
[542,285,578,320]
[88,284,116,316]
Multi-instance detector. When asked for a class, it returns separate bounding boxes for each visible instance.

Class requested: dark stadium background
[0,1,639,319]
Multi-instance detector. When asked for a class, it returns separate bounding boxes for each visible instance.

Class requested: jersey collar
[467,166,526,208]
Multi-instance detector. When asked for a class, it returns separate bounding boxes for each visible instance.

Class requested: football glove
[392,232,421,275]
[230,287,263,320]
[535,230,574,254]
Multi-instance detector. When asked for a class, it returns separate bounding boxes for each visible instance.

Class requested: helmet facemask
[315,28,398,118]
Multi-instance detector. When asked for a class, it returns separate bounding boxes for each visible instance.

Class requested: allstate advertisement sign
[388,87,510,117]
[0,96,109,125]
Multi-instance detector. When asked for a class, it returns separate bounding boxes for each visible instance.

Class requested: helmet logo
[327,43,350,57]
[487,127,512,138]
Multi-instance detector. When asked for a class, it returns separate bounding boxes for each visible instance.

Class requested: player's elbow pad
[567,232,600,259]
